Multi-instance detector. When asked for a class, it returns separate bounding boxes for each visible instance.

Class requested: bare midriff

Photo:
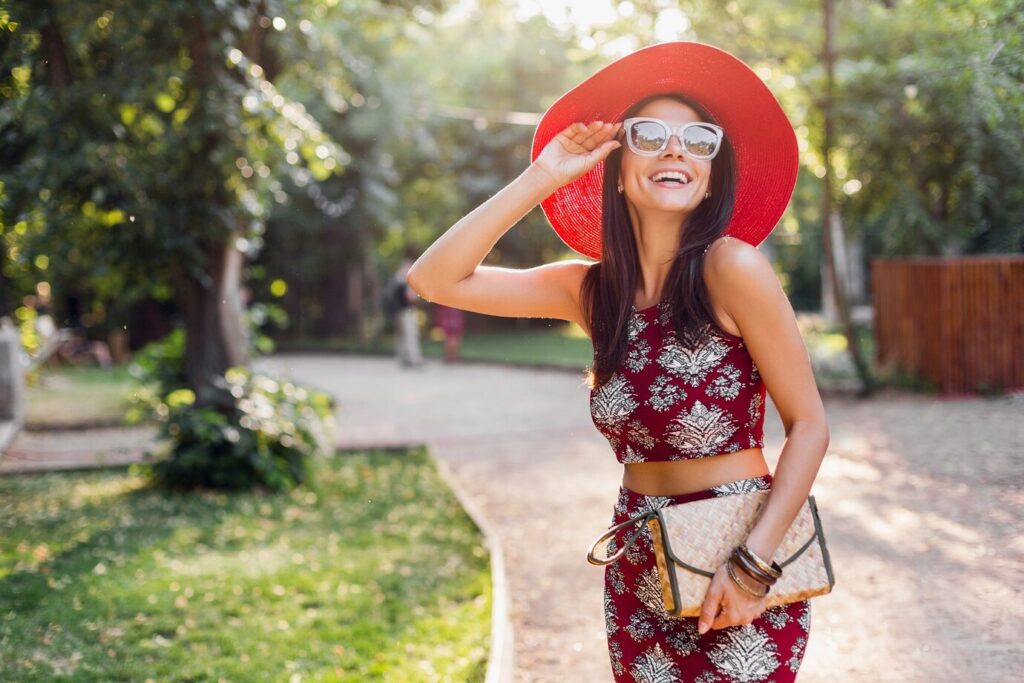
[621,447,770,497]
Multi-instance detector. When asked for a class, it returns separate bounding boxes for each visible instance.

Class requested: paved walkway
[272,354,1023,683]
[0,425,160,474]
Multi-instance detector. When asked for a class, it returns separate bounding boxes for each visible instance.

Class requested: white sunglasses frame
[621,117,725,160]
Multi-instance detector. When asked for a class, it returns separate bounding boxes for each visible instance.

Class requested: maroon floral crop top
[588,300,766,463]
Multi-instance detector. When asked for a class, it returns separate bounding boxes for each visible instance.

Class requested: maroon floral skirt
[603,473,811,682]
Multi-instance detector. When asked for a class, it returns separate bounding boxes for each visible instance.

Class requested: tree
[0,0,434,404]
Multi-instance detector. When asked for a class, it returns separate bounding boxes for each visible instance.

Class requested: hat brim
[531,41,798,260]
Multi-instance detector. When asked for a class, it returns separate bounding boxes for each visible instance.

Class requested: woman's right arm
[406,121,620,327]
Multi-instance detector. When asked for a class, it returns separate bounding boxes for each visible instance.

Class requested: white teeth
[651,171,690,184]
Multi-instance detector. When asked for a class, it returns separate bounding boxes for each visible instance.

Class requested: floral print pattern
[590,302,767,463]
[663,400,741,457]
[706,363,744,401]
[627,338,654,372]
[604,474,811,682]
[591,371,639,431]
[647,374,687,413]
[656,330,731,388]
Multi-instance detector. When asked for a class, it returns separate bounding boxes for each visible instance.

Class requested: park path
[274,353,1023,683]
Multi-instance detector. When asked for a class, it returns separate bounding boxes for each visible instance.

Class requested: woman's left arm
[705,236,831,561]
[696,236,830,634]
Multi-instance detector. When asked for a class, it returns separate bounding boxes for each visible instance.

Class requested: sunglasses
[622,117,725,160]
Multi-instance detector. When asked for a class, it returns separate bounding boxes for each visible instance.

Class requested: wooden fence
[872,255,1024,395]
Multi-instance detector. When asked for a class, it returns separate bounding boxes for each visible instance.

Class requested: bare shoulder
[703,236,827,436]
[704,235,771,273]
[702,235,778,334]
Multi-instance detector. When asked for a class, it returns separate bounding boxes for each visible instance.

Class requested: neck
[628,204,689,303]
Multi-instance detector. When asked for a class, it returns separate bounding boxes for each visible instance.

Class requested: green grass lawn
[0,448,491,682]
[424,327,592,368]
[25,364,137,427]
[280,324,593,369]
[283,317,882,388]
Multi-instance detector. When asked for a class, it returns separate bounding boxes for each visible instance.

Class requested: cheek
[696,162,713,185]
[619,159,634,181]
[620,160,649,189]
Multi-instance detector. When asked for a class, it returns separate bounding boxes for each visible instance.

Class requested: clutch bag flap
[649,491,835,617]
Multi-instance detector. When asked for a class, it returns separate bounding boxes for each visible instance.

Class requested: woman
[432,303,465,362]
[408,42,829,682]
[392,249,424,368]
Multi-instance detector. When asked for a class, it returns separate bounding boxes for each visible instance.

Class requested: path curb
[426,448,514,683]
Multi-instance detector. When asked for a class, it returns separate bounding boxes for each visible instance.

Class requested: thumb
[582,140,622,174]
[697,585,722,635]
[596,139,621,159]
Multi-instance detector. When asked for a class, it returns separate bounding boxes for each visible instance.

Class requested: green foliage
[140,365,335,491]
[1,0,437,331]
[245,300,289,355]
[12,303,38,354]
[251,4,589,335]
[834,0,1024,256]
[128,328,335,491]
[127,326,188,396]
[2,0,1020,343]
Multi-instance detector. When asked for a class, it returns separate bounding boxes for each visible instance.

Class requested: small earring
[617,184,624,194]
[704,190,711,199]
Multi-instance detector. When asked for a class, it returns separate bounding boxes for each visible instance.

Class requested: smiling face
[619,98,713,217]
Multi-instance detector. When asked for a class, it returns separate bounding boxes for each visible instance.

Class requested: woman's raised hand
[532,121,622,188]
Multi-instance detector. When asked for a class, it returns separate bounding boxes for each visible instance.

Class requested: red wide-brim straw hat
[531,41,798,260]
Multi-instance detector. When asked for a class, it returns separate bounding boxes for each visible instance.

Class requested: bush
[127,326,188,393]
[128,330,335,491]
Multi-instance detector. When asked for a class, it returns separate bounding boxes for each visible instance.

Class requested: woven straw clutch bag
[587,491,835,617]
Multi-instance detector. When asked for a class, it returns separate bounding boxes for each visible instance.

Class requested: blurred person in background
[433,303,464,363]
[391,248,424,368]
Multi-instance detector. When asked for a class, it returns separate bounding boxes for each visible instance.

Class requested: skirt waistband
[616,472,773,508]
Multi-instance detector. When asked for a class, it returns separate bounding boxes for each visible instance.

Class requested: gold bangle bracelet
[732,547,778,586]
[738,543,782,579]
[727,558,770,598]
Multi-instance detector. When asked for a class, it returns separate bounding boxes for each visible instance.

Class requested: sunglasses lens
[683,125,720,158]
[628,120,669,153]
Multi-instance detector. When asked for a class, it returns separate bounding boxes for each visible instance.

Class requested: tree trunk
[319,226,353,338]
[821,0,875,395]
[0,270,13,319]
[177,234,249,408]
[40,4,72,87]
[177,11,266,408]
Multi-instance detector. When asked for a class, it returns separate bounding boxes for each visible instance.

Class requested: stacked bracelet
[726,543,784,597]
[726,558,770,597]
[732,549,779,587]
[737,544,783,581]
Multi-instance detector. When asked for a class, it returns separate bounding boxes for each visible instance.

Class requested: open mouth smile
[649,169,693,189]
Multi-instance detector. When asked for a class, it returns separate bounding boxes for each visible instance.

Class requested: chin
[640,198,700,215]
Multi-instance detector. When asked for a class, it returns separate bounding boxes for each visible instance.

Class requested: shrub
[129,330,335,491]
[127,326,188,394]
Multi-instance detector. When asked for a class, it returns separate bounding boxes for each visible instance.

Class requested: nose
[660,134,687,159]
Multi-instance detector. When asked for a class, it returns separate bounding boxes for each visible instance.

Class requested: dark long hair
[582,93,738,390]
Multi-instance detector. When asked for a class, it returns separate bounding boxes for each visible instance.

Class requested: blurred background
[2,0,1021,391]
